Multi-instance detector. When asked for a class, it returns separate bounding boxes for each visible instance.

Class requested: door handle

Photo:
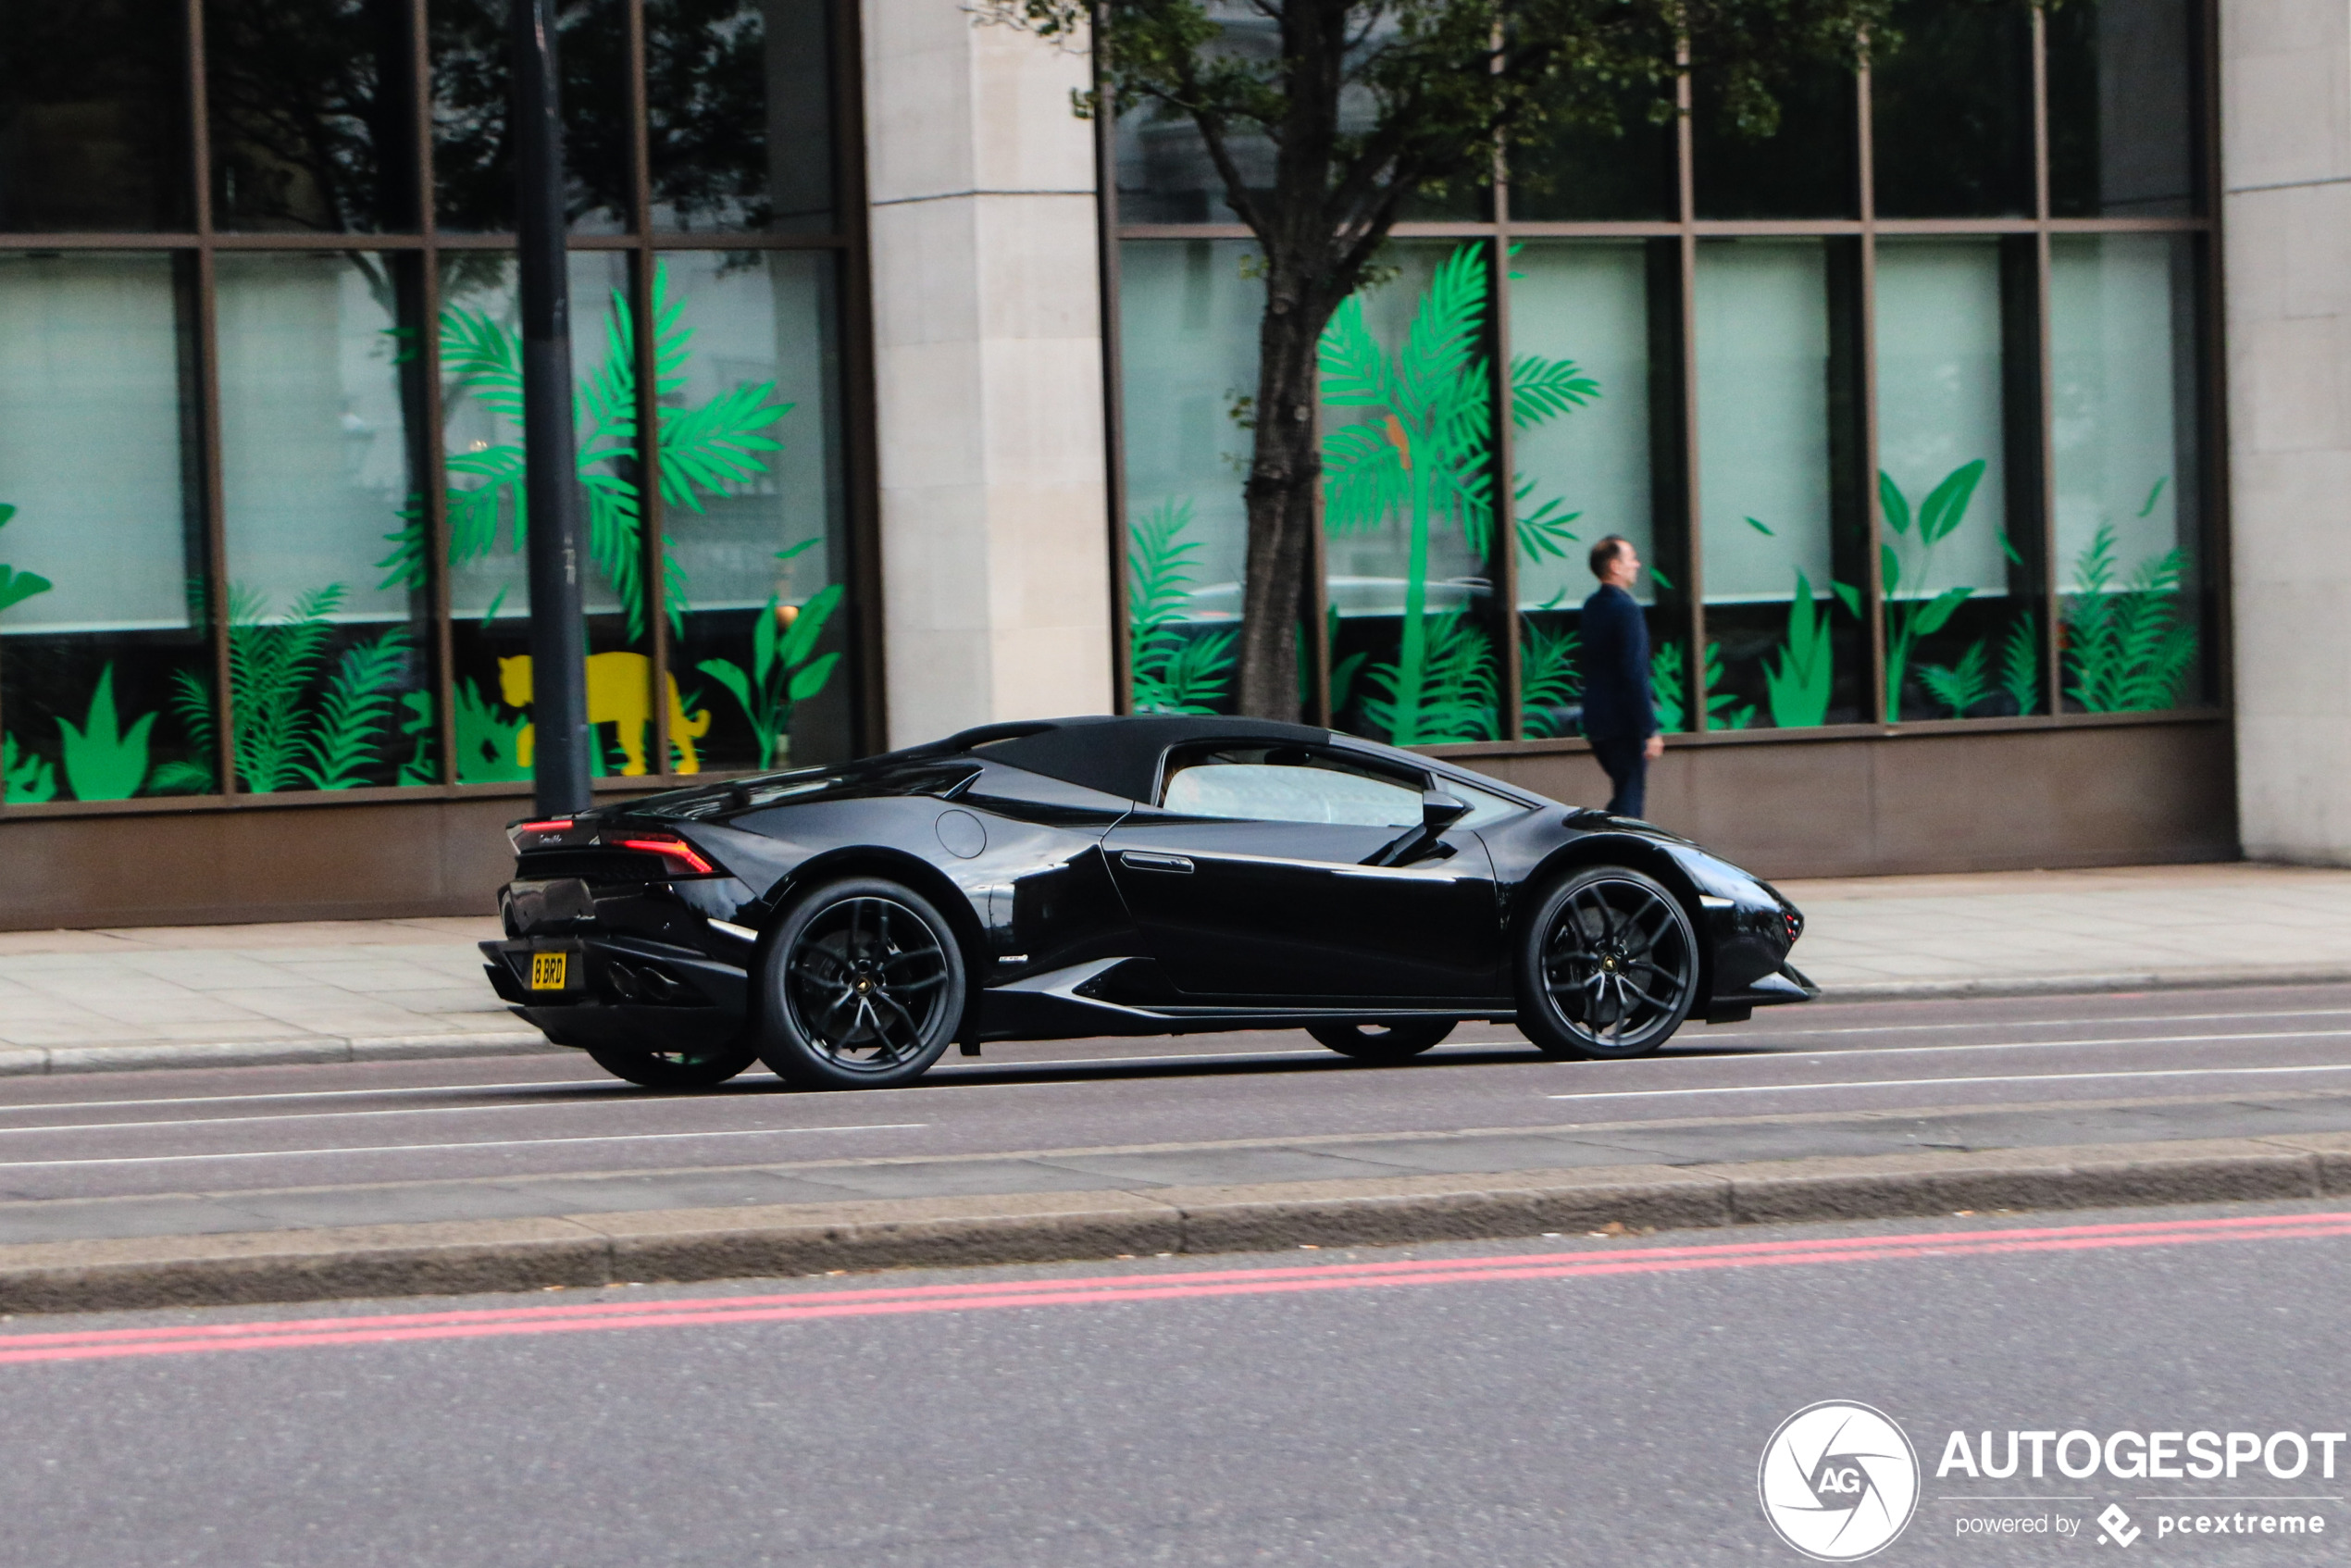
[1119,851,1194,874]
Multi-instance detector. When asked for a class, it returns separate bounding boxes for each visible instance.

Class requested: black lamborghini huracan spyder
[482,715,1816,1089]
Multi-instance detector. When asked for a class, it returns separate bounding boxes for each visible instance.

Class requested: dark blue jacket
[1579,584,1657,740]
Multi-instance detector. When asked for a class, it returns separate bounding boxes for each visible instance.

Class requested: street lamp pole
[512,0,592,816]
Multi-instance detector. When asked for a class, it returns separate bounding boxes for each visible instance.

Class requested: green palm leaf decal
[1509,355,1599,428]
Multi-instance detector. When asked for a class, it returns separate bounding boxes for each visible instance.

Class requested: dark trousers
[1588,735,1648,819]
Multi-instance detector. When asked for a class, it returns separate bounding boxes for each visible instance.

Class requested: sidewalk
[3,862,2350,1073]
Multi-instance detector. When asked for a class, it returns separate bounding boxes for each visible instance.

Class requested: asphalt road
[0,1196,2342,1566]
[2,983,2351,1242]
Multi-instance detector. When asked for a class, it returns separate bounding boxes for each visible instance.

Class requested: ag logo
[1759,1401,1921,1561]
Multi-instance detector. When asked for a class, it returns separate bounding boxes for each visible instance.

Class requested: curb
[1815,964,2351,1003]
[0,1030,564,1077]
[8,1131,2349,1315]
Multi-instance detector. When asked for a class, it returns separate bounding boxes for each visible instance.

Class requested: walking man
[1580,534,1663,818]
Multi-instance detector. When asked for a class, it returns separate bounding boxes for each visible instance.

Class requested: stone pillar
[862,0,1115,748]
[2225,0,2351,861]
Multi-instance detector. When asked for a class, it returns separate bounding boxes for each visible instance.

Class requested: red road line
[3,1210,2348,1366]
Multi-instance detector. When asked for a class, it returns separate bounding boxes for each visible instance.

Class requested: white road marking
[0,1124,928,1170]
[0,1078,616,1117]
[1703,1006,2351,1043]
[1550,1062,2351,1101]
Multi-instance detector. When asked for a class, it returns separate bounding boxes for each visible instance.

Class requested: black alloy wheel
[758,877,967,1089]
[585,1039,759,1089]
[1515,865,1700,1060]
[1306,1019,1455,1063]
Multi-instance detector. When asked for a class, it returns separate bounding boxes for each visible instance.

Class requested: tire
[1306,1019,1455,1062]
[1515,865,1700,1061]
[756,877,968,1089]
[585,1039,759,1089]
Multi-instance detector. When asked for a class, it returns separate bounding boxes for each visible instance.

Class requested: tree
[983,0,1898,718]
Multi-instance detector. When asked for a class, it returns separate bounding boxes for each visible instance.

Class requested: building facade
[0,0,2328,928]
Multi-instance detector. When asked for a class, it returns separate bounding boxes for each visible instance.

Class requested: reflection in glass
[1869,0,2032,218]
[2048,0,2198,218]
[0,255,212,803]
[661,250,854,773]
[215,253,434,790]
[1692,65,1858,219]
[1506,88,1676,223]
[1113,4,1276,224]
[647,0,836,233]
[1693,240,1863,730]
[429,0,632,233]
[1507,242,1672,737]
[2050,234,2203,711]
[1319,243,1499,745]
[0,0,192,231]
[1118,241,1260,716]
[438,253,651,779]
[207,0,420,232]
[1874,239,2037,720]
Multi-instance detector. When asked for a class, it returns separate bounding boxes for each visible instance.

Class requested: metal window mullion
[188,0,238,800]
[830,0,886,753]
[1094,26,1134,716]
[1674,64,1705,735]
[412,0,459,784]
[2033,6,2063,716]
[2194,0,2233,717]
[627,0,671,778]
[1856,41,1887,729]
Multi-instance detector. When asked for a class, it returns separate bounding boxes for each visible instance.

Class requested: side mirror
[1422,790,1470,833]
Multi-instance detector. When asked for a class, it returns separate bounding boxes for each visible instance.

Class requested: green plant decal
[1761,569,1835,729]
[453,677,531,782]
[4,729,56,803]
[1318,243,1591,744]
[1650,641,1686,734]
[56,664,156,801]
[697,580,845,770]
[153,669,218,794]
[1878,460,1984,722]
[2001,611,2039,715]
[1702,642,1752,730]
[395,692,437,786]
[0,504,52,617]
[204,585,417,792]
[1520,616,1581,739]
[390,264,795,647]
[1126,498,1237,716]
[2064,521,2196,712]
[1917,640,1992,718]
[1360,610,1499,741]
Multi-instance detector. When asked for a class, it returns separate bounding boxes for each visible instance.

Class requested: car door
[1101,740,1503,1003]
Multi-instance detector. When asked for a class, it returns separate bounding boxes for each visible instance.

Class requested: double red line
[6,1210,2346,1367]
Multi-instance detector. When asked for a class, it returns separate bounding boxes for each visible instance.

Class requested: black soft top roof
[932,715,1331,803]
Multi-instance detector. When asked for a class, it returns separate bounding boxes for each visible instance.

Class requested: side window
[1161,744,1424,828]
[1444,779,1533,829]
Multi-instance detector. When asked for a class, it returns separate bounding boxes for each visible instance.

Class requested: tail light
[1784,909,1804,943]
[610,836,717,877]
[508,818,576,851]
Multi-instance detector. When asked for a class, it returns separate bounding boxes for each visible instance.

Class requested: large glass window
[2048,0,2199,218]
[1118,240,1259,717]
[1874,239,2038,721]
[1869,0,2033,218]
[428,0,633,234]
[1691,66,1858,219]
[215,252,435,791]
[0,255,212,803]
[2050,234,2204,712]
[647,0,837,233]
[659,249,854,772]
[206,0,421,233]
[1694,240,1865,731]
[0,0,192,232]
[1507,241,1673,736]
[1319,243,1501,746]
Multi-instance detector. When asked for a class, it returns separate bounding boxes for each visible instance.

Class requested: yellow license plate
[529,952,569,991]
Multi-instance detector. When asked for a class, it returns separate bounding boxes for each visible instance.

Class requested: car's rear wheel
[585,1039,759,1089]
[757,877,967,1089]
[1306,1019,1454,1062]
[1515,865,1700,1060]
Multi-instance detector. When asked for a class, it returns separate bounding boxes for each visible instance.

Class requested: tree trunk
[1233,280,1328,720]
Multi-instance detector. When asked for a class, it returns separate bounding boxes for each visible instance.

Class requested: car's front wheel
[757,877,967,1089]
[1306,1019,1454,1062]
[1515,865,1700,1060]
[585,1039,759,1089]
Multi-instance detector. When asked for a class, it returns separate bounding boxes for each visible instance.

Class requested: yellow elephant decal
[498,653,713,776]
